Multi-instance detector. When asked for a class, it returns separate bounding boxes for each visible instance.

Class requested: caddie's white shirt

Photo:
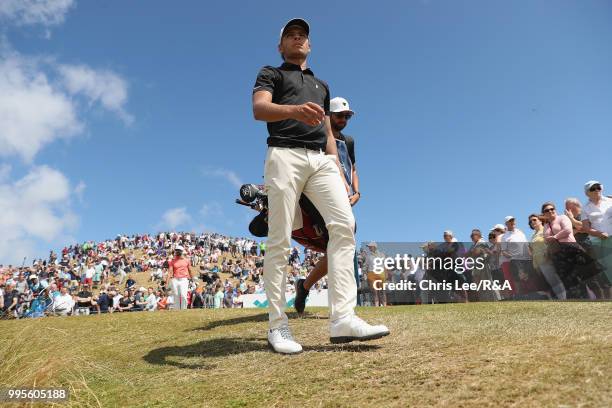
[501,229,531,261]
[583,196,612,235]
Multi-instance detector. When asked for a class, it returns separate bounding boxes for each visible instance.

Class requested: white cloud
[58,64,133,125]
[159,207,191,231]
[0,52,83,162]
[202,167,243,189]
[0,0,75,27]
[0,165,78,264]
[0,49,134,162]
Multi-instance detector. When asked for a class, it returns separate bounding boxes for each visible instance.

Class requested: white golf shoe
[267,325,303,354]
[330,314,390,344]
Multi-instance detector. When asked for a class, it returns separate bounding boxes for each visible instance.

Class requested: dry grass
[0,302,610,407]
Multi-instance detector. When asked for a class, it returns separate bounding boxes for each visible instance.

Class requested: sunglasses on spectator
[529,218,538,224]
[334,113,353,120]
[589,185,602,192]
[543,208,556,213]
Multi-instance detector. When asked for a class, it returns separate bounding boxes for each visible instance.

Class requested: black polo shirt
[253,63,330,151]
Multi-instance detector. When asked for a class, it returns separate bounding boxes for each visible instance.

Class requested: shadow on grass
[190,311,327,332]
[144,337,380,369]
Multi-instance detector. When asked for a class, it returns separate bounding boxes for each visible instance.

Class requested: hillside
[1,302,610,407]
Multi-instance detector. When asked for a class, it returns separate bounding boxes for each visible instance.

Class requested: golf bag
[235,184,328,253]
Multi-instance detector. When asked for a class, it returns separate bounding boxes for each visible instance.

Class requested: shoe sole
[329,331,390,344]
[267,340,303,355]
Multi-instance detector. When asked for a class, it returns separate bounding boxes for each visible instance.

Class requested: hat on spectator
[443,230,453,236]
[584,180,602,193]
[330,97,354,114]
[175,245,184,252]
[504,216,515,223]
[367,242,377,248]
[29,274,38,280]
[492,224,506,231]
[138,287,146,292]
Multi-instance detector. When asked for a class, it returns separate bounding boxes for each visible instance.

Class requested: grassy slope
[0,302,610,407]
[91,249,244,292]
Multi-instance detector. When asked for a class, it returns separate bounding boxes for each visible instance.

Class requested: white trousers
[171,277,189,310]
[263,147,356,329]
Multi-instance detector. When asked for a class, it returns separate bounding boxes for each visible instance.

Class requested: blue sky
[1,0,611,264]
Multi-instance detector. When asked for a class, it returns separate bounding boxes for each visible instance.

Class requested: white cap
[175,245,184,252]
[584,180,602,193]
[367,241,377,248]
[443,230,453,237]
[330,97,354,114]
[492,224,506,231]
[504,216,515,223]
[29,274,38,280]
[138,287,146,292]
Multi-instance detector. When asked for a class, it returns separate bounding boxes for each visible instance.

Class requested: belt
[268,143,324,152]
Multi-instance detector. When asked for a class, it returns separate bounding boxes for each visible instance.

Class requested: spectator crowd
[361,180,612,305]
[2,179,610,318]
[0,232,281,319]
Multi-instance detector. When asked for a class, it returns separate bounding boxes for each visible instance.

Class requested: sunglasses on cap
[333,112,353,120]
[589,185,602,192]
[543,207,556,213]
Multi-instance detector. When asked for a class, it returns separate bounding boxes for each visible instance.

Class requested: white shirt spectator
[53,293,75,313]
[15,279,28,294]
[112,293,122,310]
[501,229,531,261]
[145,294,158,311]
[583,196,612,235]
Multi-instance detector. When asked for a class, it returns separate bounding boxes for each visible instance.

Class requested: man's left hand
[349,193,360,206]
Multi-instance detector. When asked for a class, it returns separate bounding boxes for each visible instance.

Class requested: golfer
[252,18,389,354]
[166,245,191,310]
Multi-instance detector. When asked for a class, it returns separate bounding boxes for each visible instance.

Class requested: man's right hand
[291,102,325,126]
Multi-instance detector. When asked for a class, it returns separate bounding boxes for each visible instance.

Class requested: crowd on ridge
[2,180,610,318]
[0,232,307,318]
